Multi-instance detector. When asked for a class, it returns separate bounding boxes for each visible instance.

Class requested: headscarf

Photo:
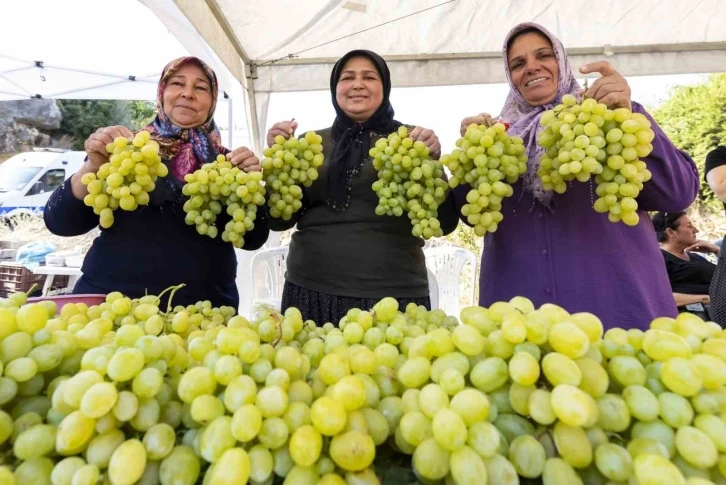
[499,23,581,206]
[143,56,226,181]
[327,50,401,210]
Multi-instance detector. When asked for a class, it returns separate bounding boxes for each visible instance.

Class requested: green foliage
[651,74,726,208]
[57,100,156,150]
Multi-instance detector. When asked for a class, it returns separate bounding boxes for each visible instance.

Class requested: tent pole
[246,76,262,154]
[227,93,233,148]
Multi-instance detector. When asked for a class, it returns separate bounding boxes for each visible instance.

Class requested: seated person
[652,211,719,319]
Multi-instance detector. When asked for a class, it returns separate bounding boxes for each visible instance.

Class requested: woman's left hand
[228,147,261,172]
[686,240,721,256]
[579,61,632,111]
[409,126,441,160]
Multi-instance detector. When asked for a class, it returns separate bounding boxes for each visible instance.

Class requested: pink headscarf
[499,23,581,206]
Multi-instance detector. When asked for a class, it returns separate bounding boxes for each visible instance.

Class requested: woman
[457,23,699,329]
[266,50,459,325]
[705,146,726,326]
[44,57,269,309]
[652,211,718,320]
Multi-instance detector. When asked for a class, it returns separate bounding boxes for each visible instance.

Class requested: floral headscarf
[143,56,227,181]
[499,23,581,206]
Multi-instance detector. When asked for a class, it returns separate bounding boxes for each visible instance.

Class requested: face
[335,56,384,122]
[668,215,699,246]
[507,32,559,106]
[162,63,213,128]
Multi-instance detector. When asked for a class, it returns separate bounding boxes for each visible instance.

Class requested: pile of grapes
[261,131,324,220]
[537,94,655,226]
[441,122,528,237]
[81,131,168,228]
[371,126,450,240]
[1,282,726,484]
[182,155,266,247]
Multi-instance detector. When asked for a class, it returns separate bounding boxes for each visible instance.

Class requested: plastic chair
[427,267,439,310]
[246,245,290,317]
[424,246,478,318]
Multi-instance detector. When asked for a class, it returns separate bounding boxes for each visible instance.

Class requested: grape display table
[32,265,83,295]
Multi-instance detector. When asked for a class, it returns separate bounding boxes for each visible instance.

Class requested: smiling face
[335,56,384,122]
[162,62,213,128]
[507,31,559,106]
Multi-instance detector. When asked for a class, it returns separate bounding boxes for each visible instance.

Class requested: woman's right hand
[266,121,298,147]
[84,125,134,171]
[459,113,494,137]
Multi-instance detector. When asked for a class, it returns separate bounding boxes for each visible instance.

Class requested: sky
[0,0,716,152]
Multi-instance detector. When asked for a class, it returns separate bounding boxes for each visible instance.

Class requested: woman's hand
[266,120,298,147]
[84,125,134,171]
[409,126,441,159]
[579,61,632,111]
[228,147,261,172]
[686,240,721,256]
[459,113,494,137]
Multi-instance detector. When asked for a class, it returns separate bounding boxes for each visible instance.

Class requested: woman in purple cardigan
[457,23,699,329]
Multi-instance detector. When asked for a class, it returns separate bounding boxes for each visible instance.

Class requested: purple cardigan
[455,103,699,330]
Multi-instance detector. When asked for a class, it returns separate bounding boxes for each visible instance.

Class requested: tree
[651,74,726,208]
[57,100,155,150]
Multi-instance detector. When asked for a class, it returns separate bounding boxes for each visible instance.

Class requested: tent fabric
[145,0,726,148]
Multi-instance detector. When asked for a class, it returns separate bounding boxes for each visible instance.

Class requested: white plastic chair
[424,246,478,318]
[246,245,289,316]
[427,268,439,310]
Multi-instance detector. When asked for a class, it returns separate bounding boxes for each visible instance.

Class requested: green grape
[542,352,582,386]
[289,425,323,466]
[676,426,718,469]
[542,457,583,485]
[160,446,200,485]
[412,438,450,480]
[484,453,519,485]
[14,424,56,460]
[509,435,546,478]
[449,445,488,485]
[329,430,375,472]
[450,388,489,426]
[633,453,687,485]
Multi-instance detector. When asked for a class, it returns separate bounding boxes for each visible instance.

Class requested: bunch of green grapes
[538,94,655,226]
[182,155,265,247]
[441,122,528,237]
[261,131,324,220]
[81,130,167,228]
[370,126,450,240]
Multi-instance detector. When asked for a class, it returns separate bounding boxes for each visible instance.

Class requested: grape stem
[25,283,39,297]
[163,284,187,314]
[270,310,283,346]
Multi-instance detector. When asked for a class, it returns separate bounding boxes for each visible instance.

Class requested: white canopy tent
[142,0,726,151]
[0,0,249,147]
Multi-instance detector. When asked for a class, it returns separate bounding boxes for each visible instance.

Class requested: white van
[0,149,86,218]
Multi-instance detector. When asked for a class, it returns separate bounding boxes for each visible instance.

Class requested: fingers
[228,147,261,171]
[579,61,616,77]
[583,76,620,101]
[266,121,298,146]
[459,114,493,136]
[410,126,440,158]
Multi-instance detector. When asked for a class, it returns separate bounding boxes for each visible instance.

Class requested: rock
[0,99,62,130]
[0,99,63,153]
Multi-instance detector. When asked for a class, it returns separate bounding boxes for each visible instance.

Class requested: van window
[0,165,41,192]
[27,169,66,195]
